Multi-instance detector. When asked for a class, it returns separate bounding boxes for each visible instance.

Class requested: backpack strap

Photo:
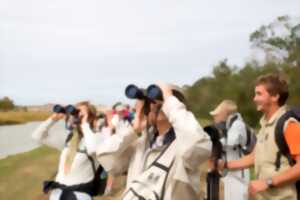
[227,114,238,129]
[147,141,176,171]
[152,142,176,199]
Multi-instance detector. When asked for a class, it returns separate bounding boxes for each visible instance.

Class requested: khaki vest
[255,106,297,200]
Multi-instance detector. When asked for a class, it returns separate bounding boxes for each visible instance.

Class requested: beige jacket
[96,96,212,200]
[255,106,297,200]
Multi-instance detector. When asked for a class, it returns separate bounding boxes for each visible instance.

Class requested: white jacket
[32,119,104,186]
[95,96,212,200]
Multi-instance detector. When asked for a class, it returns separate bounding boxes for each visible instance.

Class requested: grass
[0,146,127,200]
[0,111,51,125]
[0,146,59,200]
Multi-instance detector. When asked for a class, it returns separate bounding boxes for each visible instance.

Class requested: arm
[95,100,144,175]
[32,114,67,150]
[248,155,300,197]
[95,122,138,175]
[272,155,300,186]
[81,122,107,155]
[226,149,255,170]
[162,95,212,170]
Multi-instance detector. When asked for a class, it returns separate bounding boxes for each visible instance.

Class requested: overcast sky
[0,0,299,106]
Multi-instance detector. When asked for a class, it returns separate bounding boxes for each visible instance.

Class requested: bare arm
[272,155,300,186]
[219,149,255,171]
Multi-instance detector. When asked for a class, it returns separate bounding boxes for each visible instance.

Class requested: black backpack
[86,155,107,196]
[274,107,300,199]
[66,131,108,196]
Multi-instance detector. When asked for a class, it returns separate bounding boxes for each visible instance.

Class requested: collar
[260,105,287,127]
[149,127,176,148]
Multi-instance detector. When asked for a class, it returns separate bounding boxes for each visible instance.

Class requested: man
[210,100,249,200]
[88,82,212,200]
[218,74,300,200]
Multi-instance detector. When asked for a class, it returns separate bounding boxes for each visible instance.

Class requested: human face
[212,110,227,124]
[253,84,279,113]
[147,101,167,126]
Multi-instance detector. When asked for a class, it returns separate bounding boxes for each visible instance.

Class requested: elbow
[181,139,212,169]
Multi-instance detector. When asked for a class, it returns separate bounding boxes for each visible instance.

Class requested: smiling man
[218,73,300,199]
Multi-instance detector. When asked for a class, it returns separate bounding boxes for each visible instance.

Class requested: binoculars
[53,104,79,116]
[125,84,163,101]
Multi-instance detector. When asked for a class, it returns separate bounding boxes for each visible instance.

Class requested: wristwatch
[266,177,275,188]
[221,160,229,177]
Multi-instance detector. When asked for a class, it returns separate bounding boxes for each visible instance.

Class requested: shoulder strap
[150,142,176,200]
[153,142,176,171]
[228,115,238,129]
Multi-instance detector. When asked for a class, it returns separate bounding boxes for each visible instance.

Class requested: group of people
[32,73,300,200]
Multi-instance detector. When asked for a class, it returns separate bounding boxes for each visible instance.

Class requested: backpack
[274,107,300,199]
[66,131,108,196]
[227,115,257,155]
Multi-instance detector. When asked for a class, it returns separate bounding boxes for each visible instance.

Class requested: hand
[51,113,65,121]
[248,179,269,197]
[132,100,145,133]
[208,159,215,171]
[208,159,226,173]
[155,82,173,100]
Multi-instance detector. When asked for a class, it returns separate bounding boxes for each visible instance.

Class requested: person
[90,82,212,200]
[32,101,106,200]
[218,73,300,200]
[209,99,250,200]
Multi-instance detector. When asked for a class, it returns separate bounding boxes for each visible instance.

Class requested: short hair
[255,73,289,106]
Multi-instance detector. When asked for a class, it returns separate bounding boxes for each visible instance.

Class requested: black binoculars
[53,104,79,116]
[125,84,163,101]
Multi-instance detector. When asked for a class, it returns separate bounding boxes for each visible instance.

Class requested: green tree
[0,96,15,111]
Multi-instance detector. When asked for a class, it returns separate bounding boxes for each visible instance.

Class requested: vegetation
[186,16,300,127]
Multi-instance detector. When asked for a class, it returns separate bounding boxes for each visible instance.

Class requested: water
[0,121,65,159]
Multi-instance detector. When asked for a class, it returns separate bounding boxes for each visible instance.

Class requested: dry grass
[0,111,51,125]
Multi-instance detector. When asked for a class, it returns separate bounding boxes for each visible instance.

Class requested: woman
[32,101,106,200]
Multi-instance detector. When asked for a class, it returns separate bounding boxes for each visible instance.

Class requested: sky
[0,0,299,106]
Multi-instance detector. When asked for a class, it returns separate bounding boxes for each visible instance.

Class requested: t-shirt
[284,121,300,158]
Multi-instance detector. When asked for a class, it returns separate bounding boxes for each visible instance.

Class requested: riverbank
[0,111,51,125]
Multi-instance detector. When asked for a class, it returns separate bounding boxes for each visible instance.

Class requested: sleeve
[284,121,300,157]
[162,96,212,170]
[81,122,108,155]
[31,117,67,150]
[95,122,139,175]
